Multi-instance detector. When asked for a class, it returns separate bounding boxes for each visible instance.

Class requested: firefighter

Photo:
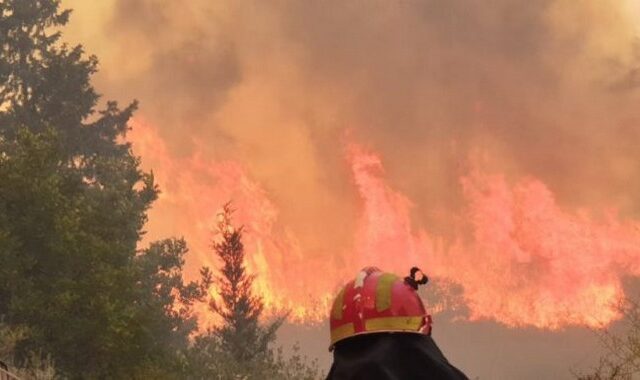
[326,267,468,380]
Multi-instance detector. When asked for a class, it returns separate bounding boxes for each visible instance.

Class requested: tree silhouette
[185,203,321,379]
[210,203,282,363]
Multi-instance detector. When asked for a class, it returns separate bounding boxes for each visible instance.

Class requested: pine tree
[187,203,322,379]
[210,203,282,364]
[186,203,322,379]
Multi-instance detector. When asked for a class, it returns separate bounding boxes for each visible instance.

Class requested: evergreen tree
[0,1,210,378]
[186,203,321,380]
[210,203,282,364]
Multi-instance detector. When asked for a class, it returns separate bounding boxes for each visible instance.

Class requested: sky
[62,1,640,378]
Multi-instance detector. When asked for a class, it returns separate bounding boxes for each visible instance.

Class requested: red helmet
[329,266,432,349]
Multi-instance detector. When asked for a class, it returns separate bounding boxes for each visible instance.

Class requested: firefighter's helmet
[329,266,432,350]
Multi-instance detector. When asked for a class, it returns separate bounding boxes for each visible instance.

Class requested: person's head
[326,267,468,380]
[329,266,432,351]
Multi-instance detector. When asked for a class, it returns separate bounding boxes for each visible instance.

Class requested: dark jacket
[326,333,468,380]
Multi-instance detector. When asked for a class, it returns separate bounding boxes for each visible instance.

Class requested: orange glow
[345,142,437,276]
[129,119,640,330]
[448,168,640,328]
[129,119,340,327]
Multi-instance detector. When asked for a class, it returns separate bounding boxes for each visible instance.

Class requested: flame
[128,118,339,326]
[129,119,640,330]
[448,168,640,328]
[345,143,640,328]
[345,142,436,274]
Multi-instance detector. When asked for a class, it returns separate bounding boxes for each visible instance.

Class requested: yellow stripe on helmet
[365,316,424,332]
[331,286,346,320]
[375,273,399,312]
[330,322,355,346]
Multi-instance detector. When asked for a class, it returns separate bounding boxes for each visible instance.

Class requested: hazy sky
[62,1,640,378]
[63,0,640,245]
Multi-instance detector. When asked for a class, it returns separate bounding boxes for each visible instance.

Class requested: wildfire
[449,168,640,328]
[129,118,640,330]
[346,142,435,274]
[128,119,340,327]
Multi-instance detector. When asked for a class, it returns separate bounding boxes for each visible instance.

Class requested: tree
[131,238,212,374]
[187,204,321,379]
[0,1,209,378]
[0,129,211,378]
[575,299,640,380]
[210,203,282,363]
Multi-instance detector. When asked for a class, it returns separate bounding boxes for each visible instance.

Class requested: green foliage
[0,321,28,364]
[0,1,210,378]
[209,203,283,362]
[187,337,321,380]
[0,128,210,378]
[0,322,59,380]
[131,238,213,369]
[271,344,322,380]
[186,204,321,379]
[13,350,59,380]
[0,1,320,379]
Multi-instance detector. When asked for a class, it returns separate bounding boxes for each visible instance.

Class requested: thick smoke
[67,0,640,237]
[63,0,640,311]
[62,1,640,376]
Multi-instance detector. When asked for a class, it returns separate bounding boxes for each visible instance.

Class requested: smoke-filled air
[39,0,640,378]
[64,0,640,328]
